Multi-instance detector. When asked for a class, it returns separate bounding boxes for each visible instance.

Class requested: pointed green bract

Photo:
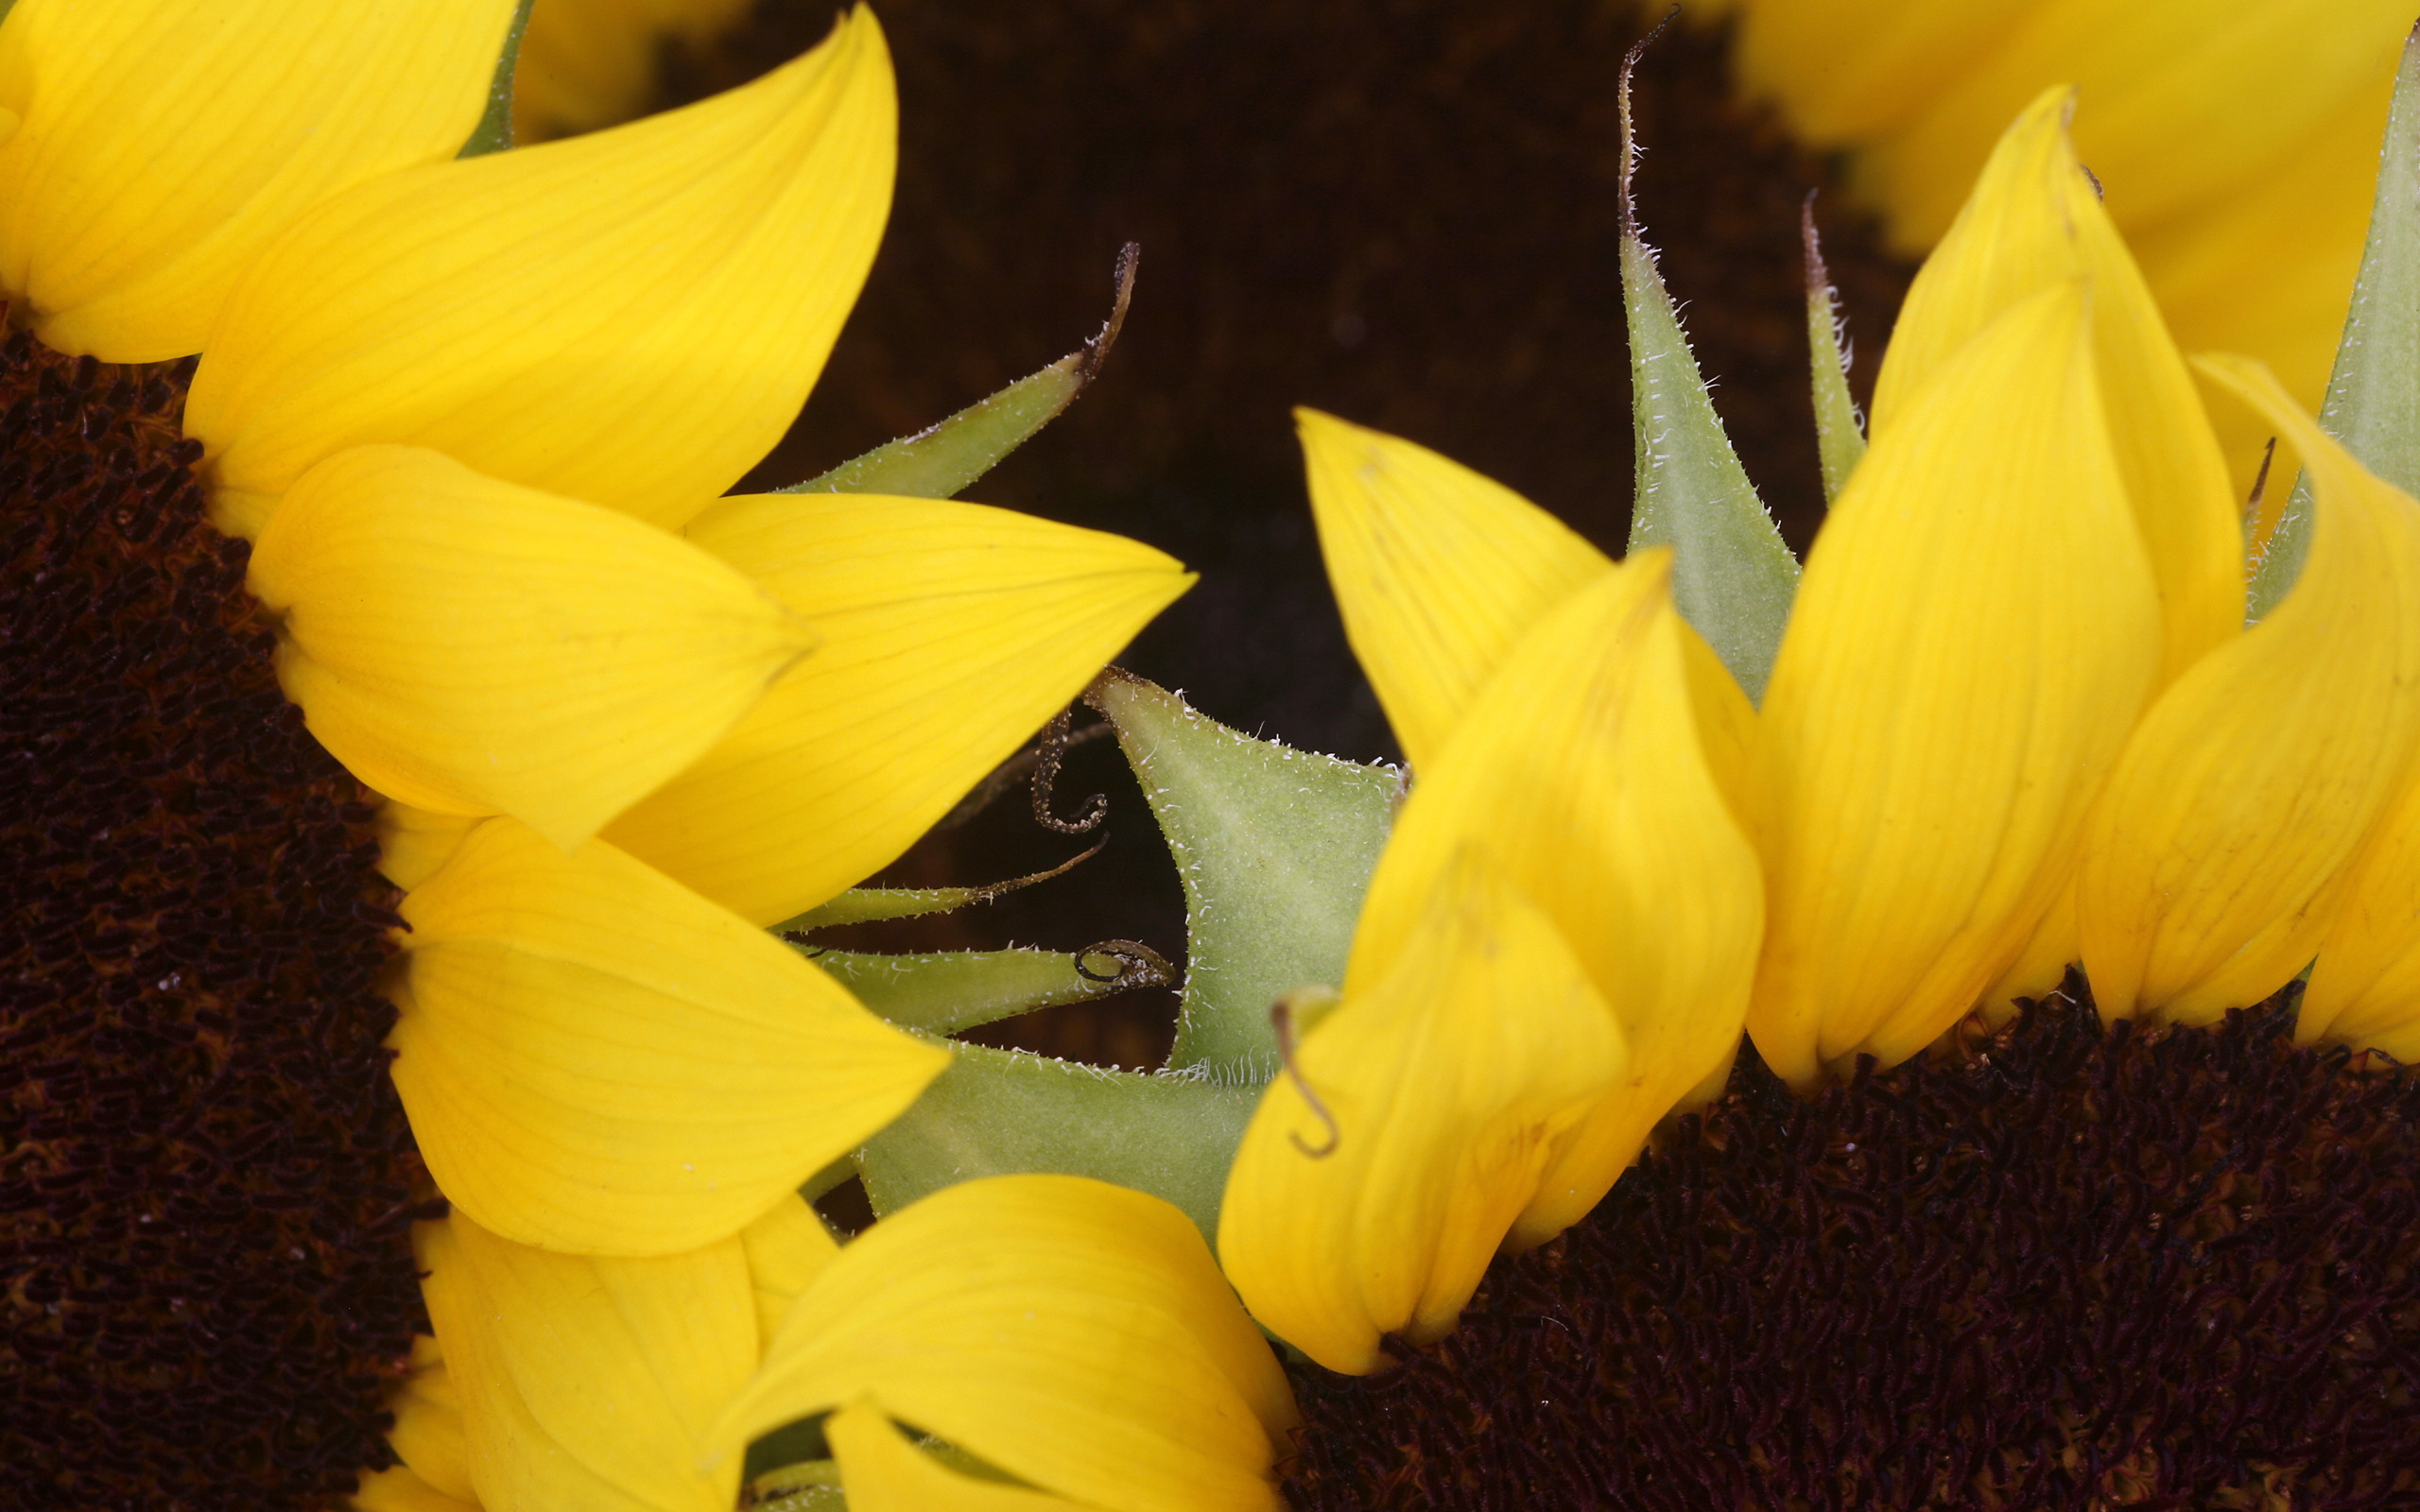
[1616,48,1800,703]
[2251,25,2420,620]
[1089,672,1401,1079]
[457,0,535,158]
[785,354,1087,499]
[805,944,1170,1038]
[1803,201,1868,504]
[855,1042,1259,1241]
[785,245,1138,500]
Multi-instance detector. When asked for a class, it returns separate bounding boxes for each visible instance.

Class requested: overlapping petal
[0,0,512,361]
[1870,86,2238,687]
[417,1212,754,1512]
[1342,552,1762,1243]
[250,446,814,851]
[1295,406,1610,770]
[184,7,894,538]
[602,490,1191,926]
[1748,283,2162,1088]
[1219,850,1629,1374]
[715,1175,1294,1512]
[389,818,947,1255]
[2078,357,2420,1024]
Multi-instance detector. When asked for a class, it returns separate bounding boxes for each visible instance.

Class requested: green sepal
[1802,198,1868,504]
[772,843,1100,933]
[457,0,536,159]
[1087,671,1401,1080]
[856,1042,1259,1242]
[2251,24,2420,619]
[804,941,1172,1038]
[784,245,1137,499]
[1616,46,1800,702]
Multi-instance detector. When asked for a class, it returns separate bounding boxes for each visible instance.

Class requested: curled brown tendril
[1031,706,1111,833]
[1271,998,1342,1159]
[1072,938,1175,990]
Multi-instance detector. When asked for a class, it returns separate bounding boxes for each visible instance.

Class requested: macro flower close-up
[10,2,2420,1512]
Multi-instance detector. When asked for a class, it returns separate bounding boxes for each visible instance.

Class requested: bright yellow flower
[360,1177,1295,1512]
[1714,0,2413,488]
[1224,83,2420,1375]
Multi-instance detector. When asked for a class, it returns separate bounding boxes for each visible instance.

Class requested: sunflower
[1208,64,2420,1508]
[5,1,1188,1503]
[697,28,2420,1508]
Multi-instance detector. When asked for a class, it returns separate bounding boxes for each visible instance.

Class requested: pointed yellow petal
[184,8,894,532]
[0,0,512,361]
[248,446,813,851]
[738,1194,838,1353]
[1872,87,2241,687]
[1295,408,1612,770]
[1749,284,2162,1088]
[418,1211,752,1512]
[2079,356,2420,1023]
[1219,849,1628,1374]
[602,491,1189,925]
[1342,555,1763,1223]
[391,818,947,1254]
[389,1347,477,1504]
[825,1401,1086,1512]
[715,1176,1292,1512]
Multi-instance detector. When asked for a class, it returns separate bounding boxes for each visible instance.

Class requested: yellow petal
[1731,0,2032,146]
[2079,356,2420,1023]
[418,1211,753,1512]
[513,0,754,142]
[1749,283,2161,1088]
[184,8,894,533]
[2302,772,2420,1058]
[824,1400,1085,1512]
[602,491,1189,925]
[353,1464,483,1512]
[714,1175,1293,1512]
[2127,77,2389,495]
[1342,554,1764,1228]
[1857,0,2411,251]
[391,817,947,1254]
[1219,849,1628,1374]
[378,802,483,892]
[1295,407,1611,770]
[1871,87,2240,688]
[737,1194,838,1353]
[248,446,813,851]
[0,0,512,361]
[389,1343,477,1504]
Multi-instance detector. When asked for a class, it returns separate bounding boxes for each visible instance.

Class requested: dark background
[666,1,1918,1065]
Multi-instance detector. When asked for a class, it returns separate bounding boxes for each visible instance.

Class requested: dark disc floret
[1,330,428,1511]
[1284,979,2420,1511]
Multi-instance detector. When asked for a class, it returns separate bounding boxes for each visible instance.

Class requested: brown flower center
[1,332,427,1511]
[1283,984,2420,1511]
